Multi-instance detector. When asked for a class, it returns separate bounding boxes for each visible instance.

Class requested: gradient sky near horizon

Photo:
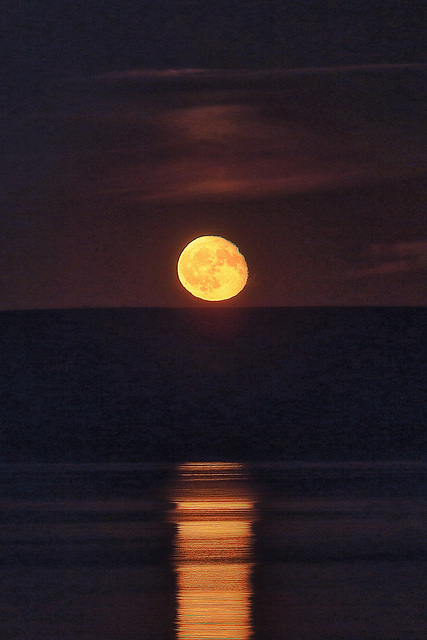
[1,1,426,308]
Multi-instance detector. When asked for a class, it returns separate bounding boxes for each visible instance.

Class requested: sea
[0,461,426,639]
[0,307,425,461]
[0,307,426,638]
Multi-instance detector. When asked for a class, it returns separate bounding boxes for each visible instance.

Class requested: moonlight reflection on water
[0,462,425,639]
[170,462,256,640]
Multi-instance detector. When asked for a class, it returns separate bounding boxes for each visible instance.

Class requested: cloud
[86,65,426,202]
[99,101,372,202]
[14,65,424,205]
[349,241,427,278]
[95,64,426,82]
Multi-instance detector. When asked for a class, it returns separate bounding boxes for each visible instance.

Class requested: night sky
[1,1,426,309]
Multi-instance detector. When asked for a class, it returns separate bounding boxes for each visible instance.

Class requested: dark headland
[0,307,425,463]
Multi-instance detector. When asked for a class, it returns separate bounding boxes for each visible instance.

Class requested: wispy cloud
[349,241,427,277]
[95,64,427,82]
[86,66,426,202]
[7,66,425,207]
[103,101,365,201]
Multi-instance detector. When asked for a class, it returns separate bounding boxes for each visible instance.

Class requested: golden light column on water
[169,462,255,640]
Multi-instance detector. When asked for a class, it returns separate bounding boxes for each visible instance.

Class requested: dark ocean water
[0,307,425,636]
[0,461,425,639]
[0,307,425,461]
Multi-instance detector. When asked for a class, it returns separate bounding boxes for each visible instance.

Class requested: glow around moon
[177,236,248,301]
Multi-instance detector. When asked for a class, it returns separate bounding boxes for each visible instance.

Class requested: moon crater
[177,236,248,301]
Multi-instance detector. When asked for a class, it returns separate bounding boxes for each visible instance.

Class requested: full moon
[177,236,248,301]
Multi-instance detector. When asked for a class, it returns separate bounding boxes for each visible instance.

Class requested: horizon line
[1,304,425,313]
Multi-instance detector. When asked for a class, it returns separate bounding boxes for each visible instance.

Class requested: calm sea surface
[0,462,425,640]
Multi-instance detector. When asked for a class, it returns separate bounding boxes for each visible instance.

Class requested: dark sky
[1,1,426,308]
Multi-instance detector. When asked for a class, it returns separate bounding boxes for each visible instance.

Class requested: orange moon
[177,236,248,301]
